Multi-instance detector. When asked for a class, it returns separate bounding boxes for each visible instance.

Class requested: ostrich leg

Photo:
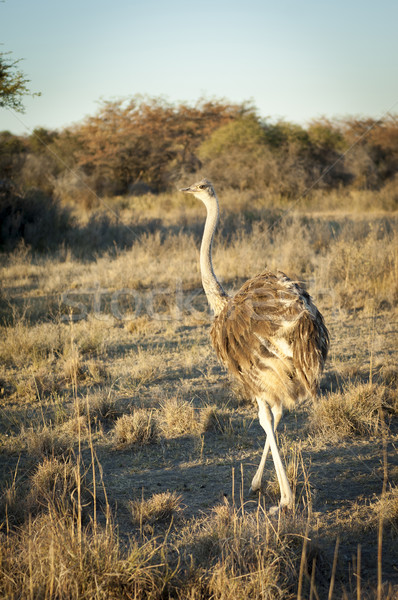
[250,403,283,493]
[256,399,292,514]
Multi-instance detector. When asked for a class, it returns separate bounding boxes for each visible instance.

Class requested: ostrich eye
[198,184,206,189]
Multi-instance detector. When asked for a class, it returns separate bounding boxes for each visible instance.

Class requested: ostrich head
[179,179,216,204]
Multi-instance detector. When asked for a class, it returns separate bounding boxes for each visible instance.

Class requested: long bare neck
[200,195,228,316]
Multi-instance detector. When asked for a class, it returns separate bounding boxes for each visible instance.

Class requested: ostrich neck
[200,197,228,316]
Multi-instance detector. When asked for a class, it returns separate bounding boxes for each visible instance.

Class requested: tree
[198,113,267,159]
[0,52,37,112]
[0,130,26,179]
[342,116,398,186]
[75,96,244,193]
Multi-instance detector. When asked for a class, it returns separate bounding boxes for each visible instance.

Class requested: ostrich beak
[179,186,194,193]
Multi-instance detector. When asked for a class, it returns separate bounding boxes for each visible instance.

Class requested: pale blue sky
[1,0,397,134]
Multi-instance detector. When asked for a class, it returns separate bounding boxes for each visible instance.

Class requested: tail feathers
[292,312,329,398]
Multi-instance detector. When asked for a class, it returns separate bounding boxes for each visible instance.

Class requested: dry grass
[324,228,398,311]
[373,488,398,535]
[0,492,316,600]
[308,383,397,441]
[200,404,235,435]
[0,320,66,367]
[129,491,183,525]
[174,501,319,600]
[0,510,167,600]
[1,199,396,317]
[24,424,76,457]
[28,457,79,514]
[112,410,159,448]
[158,399,236,438]
[159,396,199,437]
[0,190,397,598]
[83,390,121,423]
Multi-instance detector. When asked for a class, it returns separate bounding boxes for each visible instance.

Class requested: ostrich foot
[268,501,293,516]
[248,484,264,496]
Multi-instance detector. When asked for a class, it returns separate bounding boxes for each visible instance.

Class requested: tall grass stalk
[297,521,309,600]
[378,407,389,600]
[85,395,97,534]
[328,536,339,600]
[309,557,317,600]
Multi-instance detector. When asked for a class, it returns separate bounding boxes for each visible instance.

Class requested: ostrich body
[180,179,329,513]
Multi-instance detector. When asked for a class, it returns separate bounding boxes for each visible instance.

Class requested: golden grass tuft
[112,410,158,448]
[129,491,183,526]
[372,488,398,535]
[377,360,398,389]
[125,315,155,336]
[0,488,322,600]
[28,456,78,515]
[59,414,88,437]
[200,405,234,435]
[61,345,85,383]
[83,390,120,423]
[11,364,61,402]
[125,347,167,390]
[308,383,396,441]
[159,396,199,437]
[72,316,107,355]
[158,400,237,438]
[0,473,25,526]
[24,424,74,457]
[0,321,66,367]
[84,358,109,384]
[323,227,398,312]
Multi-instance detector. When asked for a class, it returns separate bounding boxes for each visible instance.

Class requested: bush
[198,116,317,197]
[17,153,59,195]
[0,131,26,180]
[0,180,72,251]
[197,115,274,193]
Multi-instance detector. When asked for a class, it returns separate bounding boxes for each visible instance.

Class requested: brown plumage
[180,179,329,513]
[211,270,329,406]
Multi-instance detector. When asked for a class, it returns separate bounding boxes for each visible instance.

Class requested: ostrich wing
[210,270,329,404]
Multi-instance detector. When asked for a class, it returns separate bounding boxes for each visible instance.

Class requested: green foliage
[28,127,59,154]
[197,114,274,192]
[198,115,314,195]
[0,52,38,112]
[198,114,267,159]
[264,120,310,150]
[307,118,346,152]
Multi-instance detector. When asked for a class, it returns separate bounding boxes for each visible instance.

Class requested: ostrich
[180,179,329,513]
